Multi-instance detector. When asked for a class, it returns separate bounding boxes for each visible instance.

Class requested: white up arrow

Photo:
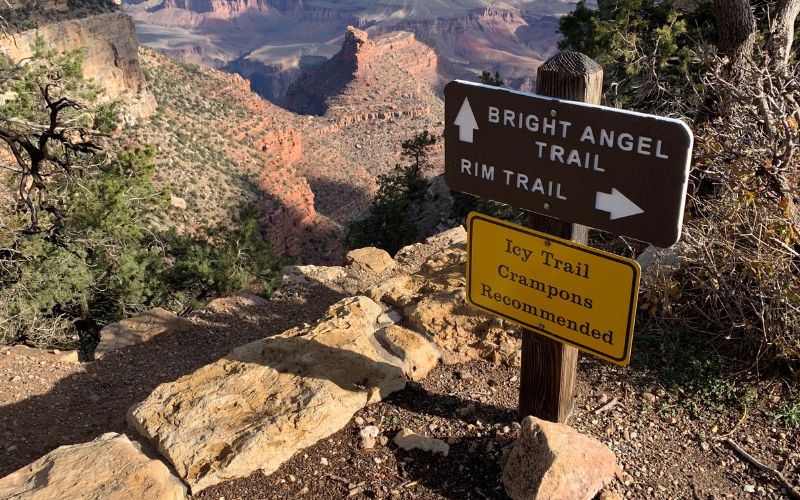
[595,188,644,220]
[454,97,478,143]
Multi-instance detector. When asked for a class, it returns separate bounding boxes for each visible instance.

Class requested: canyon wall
[0,12,155,121]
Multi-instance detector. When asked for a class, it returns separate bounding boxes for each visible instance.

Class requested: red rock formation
[161,0,270,14]
[135,26,444,264]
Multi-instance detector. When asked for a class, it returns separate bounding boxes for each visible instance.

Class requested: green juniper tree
[0,43,284,356]
[346,131,436,254]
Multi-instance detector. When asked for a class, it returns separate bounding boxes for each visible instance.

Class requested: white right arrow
[454,97,478,143]
[595,188,644,220]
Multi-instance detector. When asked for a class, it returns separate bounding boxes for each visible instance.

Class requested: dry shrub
[642,60,800,374]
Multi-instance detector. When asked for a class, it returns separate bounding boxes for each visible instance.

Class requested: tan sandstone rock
[0,13,155,122]
[363,236,520,366]
[0,433,186,500]
[376,324,440,381]
[0,345,79,365]
[366,274,422,308]
[346,247,397,274]
[205,293,268,313]
[127,296,438,493]
[502,416,617,500]
[97,307,193,357]
[393,428,450,456]
[281,264,348,288]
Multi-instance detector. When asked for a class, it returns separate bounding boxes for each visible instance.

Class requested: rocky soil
[1,229,798,499]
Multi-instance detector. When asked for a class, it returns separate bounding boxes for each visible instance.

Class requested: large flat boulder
[128,296,438,494]
[502,416,616,500]
[0,433,186,500]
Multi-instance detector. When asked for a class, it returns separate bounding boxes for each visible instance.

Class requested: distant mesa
[285,26,370,116]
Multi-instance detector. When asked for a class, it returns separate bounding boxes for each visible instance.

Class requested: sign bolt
[550,109,557,118]
[538,323,545,329]
[544,203,551,210]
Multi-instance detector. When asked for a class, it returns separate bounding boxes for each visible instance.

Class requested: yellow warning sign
[466,212,641,365]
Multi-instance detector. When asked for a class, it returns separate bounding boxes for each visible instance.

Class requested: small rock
[700,441,710,451]
[456,371,474,381]
[378,436,388,446]
[354,416,365,427]
[320,457,329,466]
[360,426,380,439]
[170,195,187,210]
[360,426,380,449]
[744,484,756,493]
[346,247,396,274]
[460,403,477,418]
[288,475,297,482]
[502,416,616,500]
[10,376,21,383]
[599,489,623,500]
[393,428,449,456]
[642,392,657,403]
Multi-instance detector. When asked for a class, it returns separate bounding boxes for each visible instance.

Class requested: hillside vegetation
[0,42,286,357]
[560,0,800,374]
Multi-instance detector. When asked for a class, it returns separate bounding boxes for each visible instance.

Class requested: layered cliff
[127,0,574,92]
[288,28,443,223]
[0,12,155,122]
[129,26,443,263]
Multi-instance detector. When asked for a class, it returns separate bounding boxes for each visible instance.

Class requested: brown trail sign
[444,52,694,425]
[445,75,693,248]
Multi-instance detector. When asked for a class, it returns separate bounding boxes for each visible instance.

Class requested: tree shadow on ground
[0,284,347,476]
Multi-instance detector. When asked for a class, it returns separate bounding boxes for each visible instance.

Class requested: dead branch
[723,438,800,499]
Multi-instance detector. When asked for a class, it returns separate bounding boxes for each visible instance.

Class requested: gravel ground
[199,354,799,500]
[0,285,347,477]
[1,280,798,499]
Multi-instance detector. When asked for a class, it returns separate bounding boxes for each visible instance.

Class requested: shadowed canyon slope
[125,0,576,100]
[127,26,443,263]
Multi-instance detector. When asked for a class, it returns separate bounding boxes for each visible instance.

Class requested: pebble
[456,371,474,382]
[354,416,365,427]
[643,392,657,403]
[744,485,756,493]
[320,457,329,466]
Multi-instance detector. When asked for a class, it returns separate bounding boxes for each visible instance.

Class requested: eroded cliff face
[128,0,573,94]
[131,26,443,264]
[161,0,270,14]
[371,7,561,85]
[0,12,155,122]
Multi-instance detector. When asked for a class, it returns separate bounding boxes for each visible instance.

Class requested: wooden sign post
[444,50,692,423]
[521,52,601,423]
